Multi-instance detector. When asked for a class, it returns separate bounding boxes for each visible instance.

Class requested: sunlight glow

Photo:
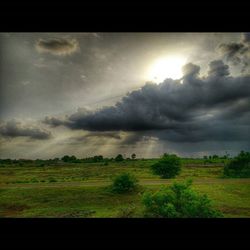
[147,56,187,83]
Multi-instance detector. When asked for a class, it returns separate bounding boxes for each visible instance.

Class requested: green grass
[0,186,143,217]
[0,160,223,184]
[0,159,249,218]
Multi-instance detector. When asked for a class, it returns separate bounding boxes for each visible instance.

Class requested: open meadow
[0,158,249,218]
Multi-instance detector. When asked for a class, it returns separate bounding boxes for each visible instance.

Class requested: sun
[146,56,186,83]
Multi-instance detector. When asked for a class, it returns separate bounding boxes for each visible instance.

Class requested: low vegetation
[151,154,181,178]
[224,151,250,178]
[111,173,138,194]
[0,153,249,218]
[142,180,222,218]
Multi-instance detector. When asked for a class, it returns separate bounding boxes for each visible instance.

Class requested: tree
[115,154,124,162]
[131,153,136,160]
[111,173,138,193]
[62,155,70,162]
[61,155,77,163]
[93,155,103,162]
[224,151,250,178]
[151,154,181,178]
[142,180,222,218]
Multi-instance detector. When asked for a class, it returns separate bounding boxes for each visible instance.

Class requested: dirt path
[1,178,250,189]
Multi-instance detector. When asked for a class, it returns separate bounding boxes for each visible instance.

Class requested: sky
[0,32,250,159]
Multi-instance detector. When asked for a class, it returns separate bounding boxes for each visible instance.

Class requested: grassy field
[0,159,249,218]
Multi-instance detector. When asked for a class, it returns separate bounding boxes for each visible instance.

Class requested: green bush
[151,153,181,178]
[111,173,138,193]
[224,151,250,178]
[142,180,222,218]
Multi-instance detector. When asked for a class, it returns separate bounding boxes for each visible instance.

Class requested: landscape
[0,33,250,218]
[0,153,250,218]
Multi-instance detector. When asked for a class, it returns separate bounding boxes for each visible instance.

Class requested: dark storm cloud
[84,132,122,140]
[182,63,200,77]
[69,132,122,142]
[121,133,158,145]
[218,33,250,72]
[35,38,79,56]
[61,132,122,146]
[0,120,52,140]
[219,43,245,63]
[44,60,250,143]
[208,60,230,77]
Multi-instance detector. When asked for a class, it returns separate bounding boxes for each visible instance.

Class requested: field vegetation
[0,152,249,218]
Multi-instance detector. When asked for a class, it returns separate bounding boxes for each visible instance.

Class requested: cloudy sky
[0,33,250,159]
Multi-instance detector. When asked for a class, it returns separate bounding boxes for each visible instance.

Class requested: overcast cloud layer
[44,59,250,143]
[1,33,250,158]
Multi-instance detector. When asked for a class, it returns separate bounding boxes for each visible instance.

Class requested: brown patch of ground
[220,206,250,216]
[1,204,30,217]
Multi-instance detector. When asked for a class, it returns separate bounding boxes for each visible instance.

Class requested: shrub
[142,180,222,218]
[151,154,181,178]
[111,173,138,193]
[224,151,250,178]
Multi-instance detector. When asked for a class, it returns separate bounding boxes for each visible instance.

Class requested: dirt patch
[1,204,30,217]
[0,171,15,176]
[220,205,250,216]
[58,210,96,218]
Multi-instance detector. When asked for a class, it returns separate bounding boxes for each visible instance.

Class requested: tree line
[0,153,137,165]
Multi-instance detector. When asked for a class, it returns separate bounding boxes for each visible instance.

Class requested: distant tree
[212,155,219,159]
[61,155,77,163]
[62,155,70,162]
[224,151,250,178]
[93,155,103,162]
[131,153,136,160]
[70,155,77,161]
[151,154,181,178]
[115,154,124,162]
[222,152,230,159]
[203,156,208,160]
